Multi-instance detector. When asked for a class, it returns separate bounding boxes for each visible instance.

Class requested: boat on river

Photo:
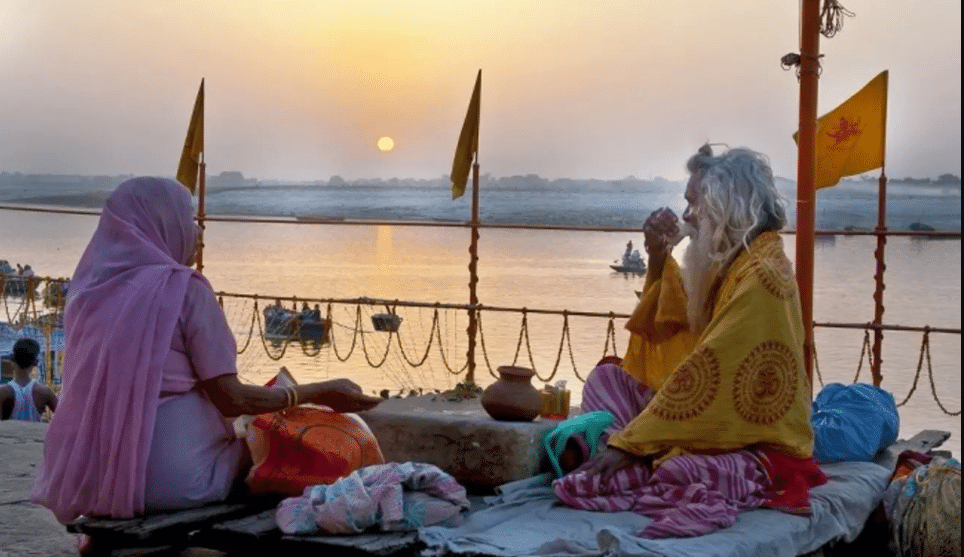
[610,261,646,274]
[1,273,38,297]
[611,242,646,274]
[1,260,41,297]
[263,307,331,344]
[42,281,70,308]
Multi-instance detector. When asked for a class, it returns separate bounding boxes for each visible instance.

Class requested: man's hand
[309,379,383,412]
[572,446,648,486]
[643,207,680,259]
[643,208,679,281]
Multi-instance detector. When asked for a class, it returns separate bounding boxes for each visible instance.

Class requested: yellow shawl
[609,231,814,461]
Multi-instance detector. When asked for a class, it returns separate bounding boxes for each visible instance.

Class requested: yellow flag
[451,70,481,199]
[176,79,205,193]
[796,71,888,189]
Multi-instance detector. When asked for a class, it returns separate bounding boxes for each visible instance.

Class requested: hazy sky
[0,1,960,182]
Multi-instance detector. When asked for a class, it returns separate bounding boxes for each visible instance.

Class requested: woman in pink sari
[32,177,380,535]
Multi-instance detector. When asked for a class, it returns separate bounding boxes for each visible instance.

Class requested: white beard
[681,215,719,334]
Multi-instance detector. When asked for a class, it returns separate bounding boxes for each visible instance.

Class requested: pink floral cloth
[276,462,470,535]
[32,177,218,522]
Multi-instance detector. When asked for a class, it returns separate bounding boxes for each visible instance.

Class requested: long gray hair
[686,144,787,267]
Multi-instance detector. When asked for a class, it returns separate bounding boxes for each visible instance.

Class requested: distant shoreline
[4,192,109,209]
[1,182,960,232]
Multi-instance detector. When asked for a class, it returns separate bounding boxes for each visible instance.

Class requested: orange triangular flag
[176,79,205,193]
[451,70,481,199]
[795,71,887,189]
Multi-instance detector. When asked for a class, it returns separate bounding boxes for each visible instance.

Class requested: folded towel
[276,461,470,535]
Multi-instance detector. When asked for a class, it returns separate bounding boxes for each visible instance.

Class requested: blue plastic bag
[811,382,900,463]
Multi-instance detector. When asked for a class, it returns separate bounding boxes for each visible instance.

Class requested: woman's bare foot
[558,436,589,473]
[76,534,96,556]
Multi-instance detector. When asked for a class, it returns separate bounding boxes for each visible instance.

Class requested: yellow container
[540,389,571,420]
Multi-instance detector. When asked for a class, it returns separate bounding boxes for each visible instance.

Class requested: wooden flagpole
[196,156,206,274]
[871,168,887,385]
[795,0,821,389]
[466,157,480,384]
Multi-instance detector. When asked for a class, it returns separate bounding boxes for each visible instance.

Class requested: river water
[1,208,959,458]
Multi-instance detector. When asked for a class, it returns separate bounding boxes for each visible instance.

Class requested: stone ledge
[358,395,569,489]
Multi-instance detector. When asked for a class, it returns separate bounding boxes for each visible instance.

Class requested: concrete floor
[0,420,228,557]
[1,420,78,557]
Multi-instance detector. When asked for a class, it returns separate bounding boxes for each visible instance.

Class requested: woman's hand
[307,379,382,413]
[572,446,648,486]
[201,375,381,417]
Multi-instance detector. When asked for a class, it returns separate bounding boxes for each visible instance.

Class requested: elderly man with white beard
[551,145,827,538]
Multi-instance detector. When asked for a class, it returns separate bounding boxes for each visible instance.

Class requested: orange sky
[0,0,960,181]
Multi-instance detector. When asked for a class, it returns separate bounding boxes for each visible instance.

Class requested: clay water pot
[481,366,543,422]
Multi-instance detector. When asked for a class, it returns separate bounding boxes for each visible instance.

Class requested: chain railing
[6,277,958,415]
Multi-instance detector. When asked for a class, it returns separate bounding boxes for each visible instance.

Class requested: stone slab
[202,509,420,556]
[357,395,570,489]
[0,421,76,557]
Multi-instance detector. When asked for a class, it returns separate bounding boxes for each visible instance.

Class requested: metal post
[466,161,480,384]
[871,170,887,385]
[44,317,53,386]
[795,0,821,390]
[196,159,206,273]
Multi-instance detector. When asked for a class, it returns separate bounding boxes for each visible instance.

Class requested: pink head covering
[32,177,206,522]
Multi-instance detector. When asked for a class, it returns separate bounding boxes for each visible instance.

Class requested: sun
[377,137,394,152]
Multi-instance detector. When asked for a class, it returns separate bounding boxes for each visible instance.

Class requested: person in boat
[0,259,14,274]
[269,299,288,320]
[309,303,322,321]
[623,240,634,265]
[553,145,826,538]
[0,339,58,422]
[22,264,35,277]
[264,299,278,320]
[32,177,382,531]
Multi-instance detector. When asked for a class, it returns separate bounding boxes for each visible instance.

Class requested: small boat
[610,262,646,274]
[43,281,70,308]
[1,273,37,297]
[611,242,646,274]
[371,313,403,332]
[35,312,64,329]
[264,308,331,344]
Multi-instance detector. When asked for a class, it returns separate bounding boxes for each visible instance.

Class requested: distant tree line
[844,173,961,185]
[1,170,960,190]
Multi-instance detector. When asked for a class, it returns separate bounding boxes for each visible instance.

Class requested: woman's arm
[200,374,382,418]
[0,386,12,420]
[38,385,58,413]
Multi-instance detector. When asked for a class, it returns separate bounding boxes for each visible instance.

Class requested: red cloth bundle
[246,406,385,496]
[244,369,384,496]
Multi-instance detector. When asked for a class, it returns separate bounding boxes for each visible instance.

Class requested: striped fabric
[553,365,770,538]
[580,363,655,446]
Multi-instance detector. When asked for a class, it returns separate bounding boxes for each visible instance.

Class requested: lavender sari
[32,177,241,522]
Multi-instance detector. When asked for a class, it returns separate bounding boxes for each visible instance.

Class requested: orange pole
[466,160,480,384]
[795,0,821,390]
[871,170,887,385]
[196,160,206,274]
